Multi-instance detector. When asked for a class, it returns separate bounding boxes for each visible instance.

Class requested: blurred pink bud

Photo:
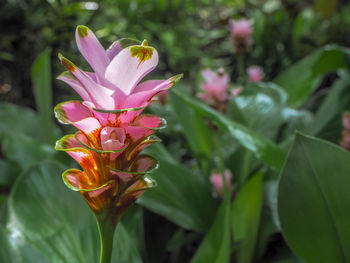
[230,87,242,98]
[229,18,253,54]
[247,66,264,83]
[210,170,232,198]
[342,112,350,130]
[199,68,229,110]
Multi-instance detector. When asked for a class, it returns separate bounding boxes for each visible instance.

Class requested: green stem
[213,132,230,201]
[96,216,116,263]
[237,55,246,85]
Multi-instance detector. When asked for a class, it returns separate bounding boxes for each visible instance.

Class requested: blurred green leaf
[315,0,338,18]
[278,133,350,263]
[232,172,263,263]
[7,160,141,263]
[308,72,350,136]
[0,159,19,186]
[0,103,42,140]
[170,89,212,159]
[171,89,286,172]
[274,45,350,108]
[31,48,57,144]
[139,143,218,232]
[2,133,55,169]
[233,83,287,140]
[190,200,231,263]
[0,224,49,263]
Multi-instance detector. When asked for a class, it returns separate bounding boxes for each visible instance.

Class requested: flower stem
[96,216,116,263]
[237,54,246,85]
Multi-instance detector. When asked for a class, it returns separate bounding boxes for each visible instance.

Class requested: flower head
[210,170,232,198]
[247,65,264,83]
[55,25,182,225]
[199,68,229,111]
[340,111,350,151]
[229,18,253,54]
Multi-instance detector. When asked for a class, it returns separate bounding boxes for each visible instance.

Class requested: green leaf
[171,89,286,172]
[0,225,49,263]
[190,200,231,263]
[170,88,212,158]
[233,83,287,140]
[278,133,350,263]
[8,160,142,263]
[274,45,349,108]
[308,72,350,136]
[2,133,56,169]
[31,48,57,144]
[232,172,264,263]
[139,143,218,232]
[0,103,42,140]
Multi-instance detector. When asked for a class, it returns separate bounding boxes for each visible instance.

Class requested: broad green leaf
[190,200,231,263]
[274,45,349,107]
[0,103,42,140]
[171,89,286,171]
[233,83,287,140]
[0,224,49,263]
[0,159,19,186]
[170,89,212,158]
[232,172,264,263]
[8,160,142,263]
[308,72,350,136]
[139,143,218,232]
[2,133,56,169]
[31,48,57,144]
[278,133,350,263]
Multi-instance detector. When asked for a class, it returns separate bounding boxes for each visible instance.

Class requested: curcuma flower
[199,68,229,112]
[247,65,264,83]
[229,18,253,54]
[210,169,232,199]
[54,25,182,232]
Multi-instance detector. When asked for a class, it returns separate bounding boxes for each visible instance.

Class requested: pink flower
[247,66,264,83]
[210,170,232,198]
[54,25,182,225]
[229,18,253,54]
[340,112,350,151]
[342,112,350,130]
[199,68,229,111]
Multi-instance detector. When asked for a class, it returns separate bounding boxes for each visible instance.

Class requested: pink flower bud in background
[340,111,350,151]
[247,65,264,83]
[199,68,229,111]
[230,87,242,98]
[210,169,232,198]
[229,18,253,54]
[342,112,350,130]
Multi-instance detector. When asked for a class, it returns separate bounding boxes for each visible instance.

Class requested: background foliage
[1,0,350,262]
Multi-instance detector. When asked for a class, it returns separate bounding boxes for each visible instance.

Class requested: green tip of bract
[58,55,76,72]
[77,25,89,38]
[170,73,184,84]
[141,39,148,46]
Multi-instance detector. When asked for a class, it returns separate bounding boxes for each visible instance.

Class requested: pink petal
[123,74,182,108]
[133,114,165,129]
[76,25,110,77]
[55,101,92,124]
[57,71,91,101]
[106,38,141,60]
[105,44,159,95]
[123,125,154,141]
[100,127,126,151]
[202,69,217,83]
[73,117,101,137]
[59,54,115,109]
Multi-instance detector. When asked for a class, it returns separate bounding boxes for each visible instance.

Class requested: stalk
[96,216,116,263]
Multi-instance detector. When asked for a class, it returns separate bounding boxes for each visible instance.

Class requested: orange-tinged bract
[55,25,182,226]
